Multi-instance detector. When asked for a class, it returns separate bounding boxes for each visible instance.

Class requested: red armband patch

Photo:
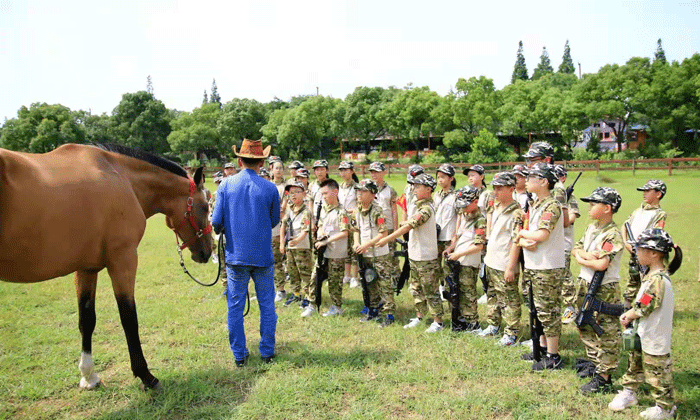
[541,212,552,221]
[341,216,348,224]
[488,200,494,207]
[602,242,613,252]
[640,292,653,306]
[413,213,422,221]
[304,219,310,225]
[475,228,485,236]
[377,217,385,225]
[656,220,665,228]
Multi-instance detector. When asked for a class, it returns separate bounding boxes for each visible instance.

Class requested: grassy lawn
[1,169,699,419]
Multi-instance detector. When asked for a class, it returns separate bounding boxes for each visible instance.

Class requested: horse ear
[193,167,205,189]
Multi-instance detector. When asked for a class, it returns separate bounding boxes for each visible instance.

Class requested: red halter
[173,178,213,250]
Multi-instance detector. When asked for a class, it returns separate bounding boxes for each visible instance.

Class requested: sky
[1,0,699,122]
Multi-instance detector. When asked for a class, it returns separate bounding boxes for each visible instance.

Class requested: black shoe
[379,315,395,328]
[261,355,275,364]
[577,363,597,379]
[580,374,612,395]
[521,348,547,361]
[573,358,592,369]
[532,354,563,371]
[299,299,309,309]
[235,354,249,368]
[360,308,379,323]
[451,318,468,332]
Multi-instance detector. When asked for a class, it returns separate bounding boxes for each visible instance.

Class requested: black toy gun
[574,270,626,336]
[394,233,410,295]
[479,262,488,295]
[528,284,545,362]
[356,253,375,309]
[624,221,647,277]
[566,171,583,202]
[314,236,329,308]
[442,258,463,331]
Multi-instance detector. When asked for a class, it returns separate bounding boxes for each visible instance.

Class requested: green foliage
[531,46,554,80]
[420,151,447,164]
[218,98,267,146]
[210,79,221,107]
[572,146,599,161]
[0,103,86,152]
[442,129,470,149]
[167,103,222,156]
[467,129,516,163]
[511,40,529,84]
[111,91,172,154]
[654,39,667,65]
[558,40,575,74]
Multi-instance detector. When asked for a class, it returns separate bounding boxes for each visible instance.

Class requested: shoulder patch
[475,228,485,236]
[541,212,552,221]
[377,217,385,225]
[413,213,422,220]
[640,292,653,306]
[602,242,613,252]
[342,216,348,224]
[656,220,665,228]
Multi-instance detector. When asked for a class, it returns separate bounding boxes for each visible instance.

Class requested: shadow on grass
[673,310,700,322]
[278,340,402,368]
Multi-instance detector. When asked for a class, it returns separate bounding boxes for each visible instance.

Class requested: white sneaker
[639,405,675,420]
[477,324,500,337]
[439,284,447,301]
[274,291,287,303]
[497,334,517,346]
[300,306,316,317]
[403,317,422,329]
[477,294,487,305]
[322,305,344,317]
[425,321,444,333]
[608,388,638,411]
[342,276,351,284]
[349,278,360,288]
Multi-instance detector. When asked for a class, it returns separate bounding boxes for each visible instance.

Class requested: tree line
[2,40,698,165]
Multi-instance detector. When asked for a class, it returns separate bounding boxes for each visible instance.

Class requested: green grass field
[1,170,699,419]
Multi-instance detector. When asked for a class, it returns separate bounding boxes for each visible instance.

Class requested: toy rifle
[442,258,464,331]
[566,171,583,202]
[574,269,626,336]
[624,221,647,277]
[356,253,376,309]
[282,216,294,261]
[313,201,328,307]
[394,233,410,295]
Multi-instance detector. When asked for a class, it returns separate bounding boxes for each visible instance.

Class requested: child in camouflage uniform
[573,187,625,394]
[515,163,566,371]
[434,164,458,297]
[280,181,313,312]
[556,165,582,324]
[269,157,289,303]
[353,179,396,327]
[378,173,444,333]
[478,172,524,345]
[622,180,668,307]
[610,228,681,420]
[444,186,487,332]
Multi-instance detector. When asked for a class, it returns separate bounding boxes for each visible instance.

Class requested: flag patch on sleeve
[657,220,665,228]
[377,217,385,224]
[541,212,552,221]
[640,292,653,306]
[475,228,485,236]
[602,242,613,252]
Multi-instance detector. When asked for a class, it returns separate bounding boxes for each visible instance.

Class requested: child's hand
[354,244,368,255]
[620,310,635,327]
[447,253,459,261]
[519,238,537,251]
[505,267,516,283]
[376,238,387,248]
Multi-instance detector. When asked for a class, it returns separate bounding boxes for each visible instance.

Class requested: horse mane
[92,144,188,179]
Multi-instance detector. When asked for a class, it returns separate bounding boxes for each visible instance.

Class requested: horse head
[167,167,213,263]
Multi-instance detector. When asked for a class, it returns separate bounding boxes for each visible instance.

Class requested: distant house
[577,120,648,151]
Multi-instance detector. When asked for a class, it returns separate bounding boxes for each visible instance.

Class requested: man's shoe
[300,305,316,317]
[283,294,300,306]
[608,388,638,411]
[580,374,612,395]
[235,354,249,368]
[561,306,576,324]
[532,354,563,371]
[425,321,444,333]
[379,314,395,328]
[403,317,422,329]
[640,405,676,420]
[322,305,343,317]
[261,355,275,364]
[349,277,360,288]
[274,290,287,303]
[477,324,500,337]
[497,334,517,346]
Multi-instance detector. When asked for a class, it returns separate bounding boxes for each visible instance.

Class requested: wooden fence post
[596,161,600,175]
[668,159,673,176]
[632,158,636,176]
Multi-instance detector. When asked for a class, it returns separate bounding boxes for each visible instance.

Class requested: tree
[210,79,221,108]
[511,41,529,84]
[146,75,154,95]
[467,129,516,163]
[558,40,575,74]
[167,102,222,158]
[0,103,86,152]
[74,111,118,145]
[203,90,209,105]
[341,86,395,153]
[532,47,554,80]
[111,91,172,154]
[654,39,667,65]
[379,86,441,157]
[217,98,267,148]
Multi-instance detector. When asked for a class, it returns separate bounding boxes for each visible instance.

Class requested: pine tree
[210,79,221,107]
[654,38,667,65]
[203,90,209,105]
[146,75,154,95]
[511,41,529,84]
[532,46,554,80]
[558,40,575,74]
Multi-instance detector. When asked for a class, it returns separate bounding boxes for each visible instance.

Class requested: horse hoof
[79,378,102,390]
[140,378,162,392]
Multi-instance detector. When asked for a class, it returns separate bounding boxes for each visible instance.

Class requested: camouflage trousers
[520,262,531,303]
[436,241,451,286]
[287,248,312,298]
[272,237,286,291]
[622,350,675,411]
[624,259,642,306]
[367,253,397,314]
[561,250,577,308]
[409,259,444,319]
[309,257,345,310]
[526,268,565,337]
[486,266,522,336]
[458,265,480,323]
[575,279,621,376]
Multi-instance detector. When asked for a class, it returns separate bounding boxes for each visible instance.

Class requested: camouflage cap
[454,186,480,208]
[523,141,554,159]
[406,164,425,182]
[213,171,225,184]
[338,161,354,170]
[224,162,236,169]
[295,168,310,178]
[259,167,270,177]
[512,164,529,177]
[527,162,558,185]
[463,164,485,176]
[637,179,667,197]
[636,228,675,254]
[436,163,456,177]
[369,161,386,172]
[288,160,304,170]
[408,173,437,190]
[491,171,516,187]
[268,156,282,165]
[354,178,379,194]
[580,186,622,213]
[312,159,329,168]
[553,164,567,179]
[284,181,306,193]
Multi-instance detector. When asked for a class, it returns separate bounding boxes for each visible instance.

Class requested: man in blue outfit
[211,139,281,367]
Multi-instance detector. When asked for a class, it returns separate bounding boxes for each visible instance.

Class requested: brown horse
[0,143,213,390]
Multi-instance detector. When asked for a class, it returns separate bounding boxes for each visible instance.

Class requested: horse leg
[107,252,160,390]
[76,270,101,390]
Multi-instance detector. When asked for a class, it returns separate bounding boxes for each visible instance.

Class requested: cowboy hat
[232,138,272,159]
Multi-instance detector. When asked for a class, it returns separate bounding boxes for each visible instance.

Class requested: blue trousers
[226,264,277,361]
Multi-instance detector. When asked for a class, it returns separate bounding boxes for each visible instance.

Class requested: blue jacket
[211,169,280,267]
